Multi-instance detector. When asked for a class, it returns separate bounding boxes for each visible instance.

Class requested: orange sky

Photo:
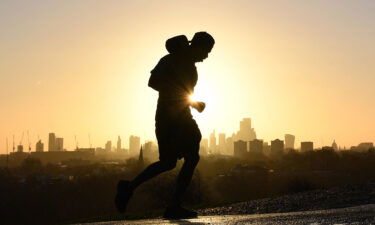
[1,0,375,153]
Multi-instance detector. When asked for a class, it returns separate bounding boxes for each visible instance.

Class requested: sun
[189,80,217,112]
[189,94,199,103]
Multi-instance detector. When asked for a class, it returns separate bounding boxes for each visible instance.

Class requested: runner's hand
[192,101,206,113]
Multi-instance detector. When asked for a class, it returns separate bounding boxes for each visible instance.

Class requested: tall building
[240,118,251,131]
[285,134,295,149]
[225,136,234,155]
[143,141,153,158]
[209,130,216,152]
[235,118,256,142]
[105,141,112,152]
[117,136,121,151]
[249,139,263,153]
[56,138,64,151]
[48,133,56,152]
[200,138,209,150]
[129,135,141,155]
[263,142,271,154]
[271,139,284,154]
[301,142,314,152]
[234,140,247,157]
[36,140,44,152]
[200,138,209,155]
[218,133,226,154]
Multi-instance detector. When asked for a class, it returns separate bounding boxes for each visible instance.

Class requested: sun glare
[190,86,211,105]
[190,80,217,113]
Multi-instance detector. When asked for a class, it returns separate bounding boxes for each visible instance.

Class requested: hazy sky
[1,0,375,153]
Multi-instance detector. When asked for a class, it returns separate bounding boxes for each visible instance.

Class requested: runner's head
[189,32,215,62]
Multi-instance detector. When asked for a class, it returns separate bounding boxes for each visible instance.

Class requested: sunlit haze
[1,0,375,153]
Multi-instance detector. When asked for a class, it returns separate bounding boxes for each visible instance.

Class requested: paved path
[80,204,375,225]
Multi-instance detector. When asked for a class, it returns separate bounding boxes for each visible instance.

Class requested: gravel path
[82,204,375,225]
[199,182,375,216]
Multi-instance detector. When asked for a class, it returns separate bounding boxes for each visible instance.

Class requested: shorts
[155,113,202,162]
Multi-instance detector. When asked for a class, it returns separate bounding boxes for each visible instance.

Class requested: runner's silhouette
[115,31,215,219]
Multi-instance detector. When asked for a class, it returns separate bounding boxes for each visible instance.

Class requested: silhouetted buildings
[17,145,23,153]
[249,139,263,153]
[301,141,314,152]
[142,141,157,160]
[225,136,234,155]
[263,142,271,154]
[234,140,247,157]
[117,136,121,151]
[49,133,64,151]
[35,140,44,152]
[218,133,226,154]
[209,130,217,153]
[105,141,112,152]
[235,118,256,142]
[200,138,209,155]
[356,142,374,151]
[48,133,56,151]
[129,135,141,156]
[285,134,295,150]
[271,139,284,154]
[332,140,338,151]
[321,146,334,151]
[56,138,64,151]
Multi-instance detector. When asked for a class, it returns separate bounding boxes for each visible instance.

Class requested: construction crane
[18,132,24,153]
[27,130,31,153]
[12,135,15,153]
[74,135,79,150]
[88,134,92,148]
[19,131,24,145]
[6,137,9,167]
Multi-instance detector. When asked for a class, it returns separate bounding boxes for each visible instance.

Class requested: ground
[77,182,375,224]
[79,204,375,224]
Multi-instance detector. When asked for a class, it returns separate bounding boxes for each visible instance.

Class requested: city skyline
[1,1,375,154]
[3,117,373,154]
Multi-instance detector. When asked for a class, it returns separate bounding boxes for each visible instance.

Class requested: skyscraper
[36,140,44,152]
[218,133,226,154]
[55,138,64,151]
[285,134,295,149]
[249,139,263,153]
[48,133,56,152]
[143,141,153,157]
[209,130,216,152]
[200,138,209,155]
[301,142,314,152]
[271,139,284,154]
[235,118,256,141]
[117,136,121,151]
[234,140,247,157]
[105,141,112,152]
[225,136,234,155]
[129,135,141,155]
